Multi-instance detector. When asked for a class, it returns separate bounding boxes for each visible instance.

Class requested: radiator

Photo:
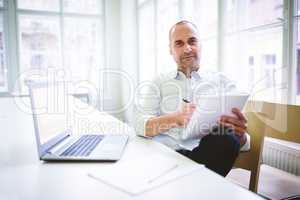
[262,137,300,176]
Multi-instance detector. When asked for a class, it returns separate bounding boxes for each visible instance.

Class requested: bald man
[135,21,250,177]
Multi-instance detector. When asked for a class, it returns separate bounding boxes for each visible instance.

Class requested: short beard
[178,63,199,77]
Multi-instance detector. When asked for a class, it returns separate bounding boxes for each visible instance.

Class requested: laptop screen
[31,83,71,145]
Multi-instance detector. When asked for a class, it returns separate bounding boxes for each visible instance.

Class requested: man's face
[169,23,201,73]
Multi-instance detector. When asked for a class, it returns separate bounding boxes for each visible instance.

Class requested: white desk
[0,97,263,200]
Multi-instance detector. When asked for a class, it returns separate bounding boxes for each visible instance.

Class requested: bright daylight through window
[17,0,103,92]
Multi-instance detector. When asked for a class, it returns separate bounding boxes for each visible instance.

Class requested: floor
[226,164,300,200]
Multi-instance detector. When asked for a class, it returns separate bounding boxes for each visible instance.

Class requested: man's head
[169,21,201,77]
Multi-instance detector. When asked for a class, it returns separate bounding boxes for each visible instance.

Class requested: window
[138,0,155,82]
[295,0,300,103]
[16,0,104,92]
[63,17,102,81]
[137,0,218,82]
[19,15,61,71]
[63,0,102,14]
[137,0,294,103]
[138,0,179,82]
[156,0,179,75]
[192,0,218,71]
[18,0,59,11]
[222,0,284,102]
[0,0,7,92]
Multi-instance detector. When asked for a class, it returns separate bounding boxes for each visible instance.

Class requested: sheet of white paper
[88,152,203,196]
[181,94,249,140]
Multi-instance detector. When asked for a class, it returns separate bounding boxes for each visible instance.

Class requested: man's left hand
[218,108,247,146]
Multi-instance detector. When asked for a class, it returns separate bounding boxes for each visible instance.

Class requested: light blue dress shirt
[134,70,250,151]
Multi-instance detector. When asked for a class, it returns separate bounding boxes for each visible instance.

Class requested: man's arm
[145,103,196,137]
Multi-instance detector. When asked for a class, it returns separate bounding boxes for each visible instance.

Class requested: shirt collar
[174,70,201,81]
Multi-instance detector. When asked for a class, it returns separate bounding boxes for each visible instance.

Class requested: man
[135,20,250,177]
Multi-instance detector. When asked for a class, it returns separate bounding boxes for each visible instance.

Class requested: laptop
[26,80,128,161]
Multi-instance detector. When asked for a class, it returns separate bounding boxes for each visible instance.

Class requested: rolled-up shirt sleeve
[134,80,161,137]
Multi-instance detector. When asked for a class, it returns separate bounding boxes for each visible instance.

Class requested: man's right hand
[175,103,196,127]
[145,102,196,137]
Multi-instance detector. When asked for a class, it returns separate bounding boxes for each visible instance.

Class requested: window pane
[193,0,218,38]
[224,0,238,33]
[245,0,283,28]
[200,39,218,71]
[63,17,102,81]
[182,0,218,71]
[156,0,179,75]
[63,0,102,14]
[17,0,59,12]
[0,14,7,91]
[19,15,61,72]
[138,2,155,82]
[138,0,149,6]
[223,27,284,102]
[224,0,283,33]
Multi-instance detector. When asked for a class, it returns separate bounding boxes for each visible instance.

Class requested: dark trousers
[177,133,240,177]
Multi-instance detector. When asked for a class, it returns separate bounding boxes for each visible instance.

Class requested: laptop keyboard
[60,135,104,157]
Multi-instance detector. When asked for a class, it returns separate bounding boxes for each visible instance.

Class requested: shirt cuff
[240,133,251,151]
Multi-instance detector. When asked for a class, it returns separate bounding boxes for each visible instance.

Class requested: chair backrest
[233,100,300,193]
[259,102,300,143]
[234,101,266,192]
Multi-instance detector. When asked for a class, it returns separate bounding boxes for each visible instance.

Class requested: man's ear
[169,44,173,55]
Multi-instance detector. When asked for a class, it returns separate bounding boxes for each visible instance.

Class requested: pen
[148,164,179,184]
[182,98,190,103]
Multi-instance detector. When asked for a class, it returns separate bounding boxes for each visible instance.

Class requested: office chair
[234,101,300,193]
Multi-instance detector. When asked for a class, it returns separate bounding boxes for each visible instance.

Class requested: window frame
[291,0,300,104]
[137,0,298,104]
[219,0,287,102]
[0,0,9,94]
[1,0,105,95]
[137,0,157,82]
[137,0,181,83]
